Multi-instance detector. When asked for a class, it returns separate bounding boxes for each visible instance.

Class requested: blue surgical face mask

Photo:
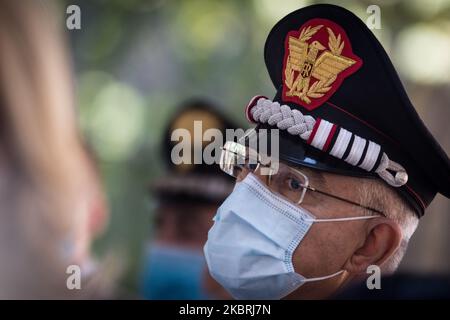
[203,173,379,300]
[141,244,210,300]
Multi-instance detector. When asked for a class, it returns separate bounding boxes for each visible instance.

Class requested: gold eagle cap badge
[282,18,363,111]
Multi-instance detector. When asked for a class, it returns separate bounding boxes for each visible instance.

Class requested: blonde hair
[0,0,94,298]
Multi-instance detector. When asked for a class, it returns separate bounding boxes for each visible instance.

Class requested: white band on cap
[345,135,366,166]
[359,141,381,171]
[310,119,334,151]
[329,128,352,159]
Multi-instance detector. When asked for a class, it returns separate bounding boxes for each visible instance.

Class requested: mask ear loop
[305,215,383,222]
[303,215,381,223]
[298,211,379,283]
[301,270,345,283]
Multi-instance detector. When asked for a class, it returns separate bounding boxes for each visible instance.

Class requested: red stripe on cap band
[323,124,338,152]
[307,118,322,145]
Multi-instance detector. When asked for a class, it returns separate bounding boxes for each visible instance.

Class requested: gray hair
[359,178,419,274]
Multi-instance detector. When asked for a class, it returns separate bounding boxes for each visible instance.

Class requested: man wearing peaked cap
[203,4,450,300]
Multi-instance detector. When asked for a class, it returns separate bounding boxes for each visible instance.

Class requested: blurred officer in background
[0,0,109,298]
[141,99,237,300]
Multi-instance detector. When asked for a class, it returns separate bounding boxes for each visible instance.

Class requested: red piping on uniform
[326,101,401,148]
[326,101,426,210]
[405,184,426,211]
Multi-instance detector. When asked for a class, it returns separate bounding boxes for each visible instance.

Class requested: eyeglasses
[220,141,386,217]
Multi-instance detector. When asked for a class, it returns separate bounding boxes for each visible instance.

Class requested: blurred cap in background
[141,98,238,300]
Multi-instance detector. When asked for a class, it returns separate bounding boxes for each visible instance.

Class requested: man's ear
[344,218,402,273]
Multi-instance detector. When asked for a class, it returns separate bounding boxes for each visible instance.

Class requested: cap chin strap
[247,96,408,188]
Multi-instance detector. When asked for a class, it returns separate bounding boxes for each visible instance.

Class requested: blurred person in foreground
[140,100,237,300]
[203,4,450,300]
[0,0,109,298]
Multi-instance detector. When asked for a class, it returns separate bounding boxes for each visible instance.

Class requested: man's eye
[287,178,301,190]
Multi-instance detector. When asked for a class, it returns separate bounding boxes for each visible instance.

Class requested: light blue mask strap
[301,269,345,283]
[304,215,382,223]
